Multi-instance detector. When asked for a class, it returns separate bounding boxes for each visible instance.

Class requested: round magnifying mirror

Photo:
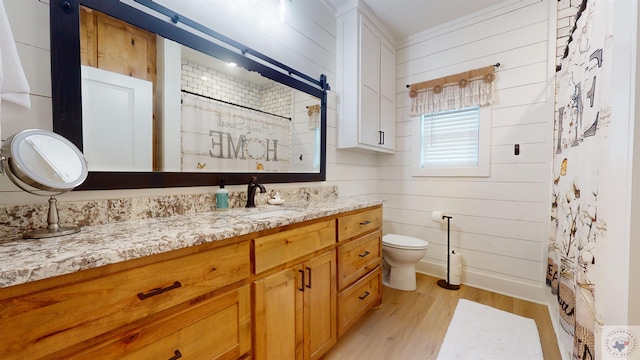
[5,129,88,191]
[1,129,88,238]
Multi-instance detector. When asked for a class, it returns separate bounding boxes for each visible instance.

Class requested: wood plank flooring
[322,273,562,360]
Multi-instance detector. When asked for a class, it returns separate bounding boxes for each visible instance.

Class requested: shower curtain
[181,92,292,172]
[549,0,610,358]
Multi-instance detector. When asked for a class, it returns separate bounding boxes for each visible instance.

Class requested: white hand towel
[0,0,31,143]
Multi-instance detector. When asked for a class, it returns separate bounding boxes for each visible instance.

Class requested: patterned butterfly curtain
[549,0,610,358]
[180,92,292,172]
[408,65,496,116]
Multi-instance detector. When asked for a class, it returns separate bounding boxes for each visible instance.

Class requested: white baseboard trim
[415,259,546,304]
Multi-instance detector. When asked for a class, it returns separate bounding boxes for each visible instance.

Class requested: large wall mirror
[50,0,328,190]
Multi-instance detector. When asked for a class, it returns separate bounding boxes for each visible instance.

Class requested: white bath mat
[437,299,543,360]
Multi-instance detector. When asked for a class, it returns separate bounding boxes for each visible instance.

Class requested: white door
[81,65,153,171]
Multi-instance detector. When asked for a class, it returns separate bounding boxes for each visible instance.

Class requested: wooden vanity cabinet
[0,205,384,360]
[337,230,382,290]
[337,206,382,243]
[336,206,383,337]
[0,240,251,360]
[252,220,337,360]
[54,285,251,360]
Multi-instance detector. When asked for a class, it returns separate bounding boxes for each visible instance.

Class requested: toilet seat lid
[383,234,429,250]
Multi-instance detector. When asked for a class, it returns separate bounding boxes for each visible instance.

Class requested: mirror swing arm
[50,0,329,191]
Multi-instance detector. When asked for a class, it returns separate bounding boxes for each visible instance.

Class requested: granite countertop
[0,197,383,289]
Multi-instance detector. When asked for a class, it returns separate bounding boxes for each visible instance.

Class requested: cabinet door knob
[359,220,371,226]
[359,291,371,300]
[359,251,371,258]
[168,350,182,360]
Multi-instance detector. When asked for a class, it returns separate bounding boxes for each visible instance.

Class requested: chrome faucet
[246,176,266,208]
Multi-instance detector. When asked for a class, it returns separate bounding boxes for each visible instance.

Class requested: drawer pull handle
[299,269,305,292]
[359,251,371,258]
[359,220,371,226]
[306,267,312,289]
[137,281,182,300]
[359,291,370,300]
[169,350,182,360]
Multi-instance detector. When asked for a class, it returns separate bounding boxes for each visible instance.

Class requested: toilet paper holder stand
[437,215,460,290]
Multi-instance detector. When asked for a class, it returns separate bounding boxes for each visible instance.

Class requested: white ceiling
[325,0,508,41]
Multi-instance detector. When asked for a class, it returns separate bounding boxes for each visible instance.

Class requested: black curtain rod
[405,63,501,88]
[181,90,291,121]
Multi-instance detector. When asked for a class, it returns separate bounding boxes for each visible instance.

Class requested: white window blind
[420,106,480,168]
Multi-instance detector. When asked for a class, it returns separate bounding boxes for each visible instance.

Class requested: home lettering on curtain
[181,93,291,172]
[407,64,497,116]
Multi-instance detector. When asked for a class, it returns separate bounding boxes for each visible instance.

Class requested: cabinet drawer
[61,285,252,360]
[337,266,381,337]
[0,241,250,360]
[337,230,381,290]
[337,207,382,242]
[253,220,336,274]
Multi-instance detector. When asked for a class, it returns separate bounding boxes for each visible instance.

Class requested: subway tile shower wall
[181,60,292,118]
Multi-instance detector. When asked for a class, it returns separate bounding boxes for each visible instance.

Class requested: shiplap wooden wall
[0,0,52,204]
[2,1,556,304]
[386,0,556,302]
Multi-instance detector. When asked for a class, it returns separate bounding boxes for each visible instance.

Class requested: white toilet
[382,234,429,291]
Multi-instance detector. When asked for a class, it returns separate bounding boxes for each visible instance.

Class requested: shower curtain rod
[181,90,291,121]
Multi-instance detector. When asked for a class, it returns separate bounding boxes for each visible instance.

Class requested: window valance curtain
[408,65,497,116]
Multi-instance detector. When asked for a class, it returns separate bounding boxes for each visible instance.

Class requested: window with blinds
[420,106,480,168]
[412,105,490,177]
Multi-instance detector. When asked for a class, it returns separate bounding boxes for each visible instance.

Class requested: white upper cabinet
[337,6,396,153]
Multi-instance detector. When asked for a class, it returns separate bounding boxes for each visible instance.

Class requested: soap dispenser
[215,178,229,211]
[268,192,285,205]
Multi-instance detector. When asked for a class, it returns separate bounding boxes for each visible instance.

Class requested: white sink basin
[241,209,302,220]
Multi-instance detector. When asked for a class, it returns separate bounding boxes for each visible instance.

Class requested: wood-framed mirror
[50,0,328,190]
